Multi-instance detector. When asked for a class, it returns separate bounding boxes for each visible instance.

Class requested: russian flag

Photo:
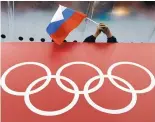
[46,5,87,45]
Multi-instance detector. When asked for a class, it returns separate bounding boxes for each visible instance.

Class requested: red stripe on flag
[50,12,86,45]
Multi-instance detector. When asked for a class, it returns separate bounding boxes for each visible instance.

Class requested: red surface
[1,43,155,122]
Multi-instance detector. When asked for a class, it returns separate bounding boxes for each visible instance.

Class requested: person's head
[52,40,67,42]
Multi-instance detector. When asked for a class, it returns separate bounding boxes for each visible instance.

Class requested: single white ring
[24,75,79,116]
[84,75,137,114]
[107,61,155,94]
[56,61,104,94]
[0,62,52,96]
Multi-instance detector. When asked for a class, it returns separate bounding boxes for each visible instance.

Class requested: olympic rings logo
[1,61,155,116]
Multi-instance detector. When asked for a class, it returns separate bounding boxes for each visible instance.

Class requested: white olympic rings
[24,75,79,116]
[107,62,155,94]
[0,62,52,96]
[84,75,137,114]
[0,61,155,116]
[56,61,104,94]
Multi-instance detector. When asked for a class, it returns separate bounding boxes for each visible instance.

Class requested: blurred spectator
[52,40,67,42]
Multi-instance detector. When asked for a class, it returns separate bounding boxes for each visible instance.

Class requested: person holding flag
[47,5,117,44]
[84,23,117,43]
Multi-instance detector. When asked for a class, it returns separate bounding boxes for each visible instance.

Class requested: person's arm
[84,35,96,42]
[84,23,102,42]
[84,23,117,43]
[107,36,117,43]
[102,26,117,43]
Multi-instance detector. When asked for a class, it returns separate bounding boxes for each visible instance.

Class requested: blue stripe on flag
[46,8,74,35]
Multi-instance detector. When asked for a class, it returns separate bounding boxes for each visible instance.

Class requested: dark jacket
[84,35,117,43]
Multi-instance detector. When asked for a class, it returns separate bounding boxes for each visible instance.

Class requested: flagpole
[86,18,99,25]
[148,22,155,42]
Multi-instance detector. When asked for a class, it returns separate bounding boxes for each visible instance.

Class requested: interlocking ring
[24,75,79,116]
[1,61,155,116]
[1,62,51,96]
[84,75,137,114]
[56,61,104,94]
[107,62,155,94]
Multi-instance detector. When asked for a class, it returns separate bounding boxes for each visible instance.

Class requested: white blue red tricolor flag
[46,5,87,44]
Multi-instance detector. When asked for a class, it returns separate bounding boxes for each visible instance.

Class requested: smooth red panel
[1,43,155,122]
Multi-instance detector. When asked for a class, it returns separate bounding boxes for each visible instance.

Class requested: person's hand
[101,23,112,38]
[93,23,103,38]
[94,23,112,38]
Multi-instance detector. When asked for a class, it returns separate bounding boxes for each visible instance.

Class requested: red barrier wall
[1,43,155,122]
